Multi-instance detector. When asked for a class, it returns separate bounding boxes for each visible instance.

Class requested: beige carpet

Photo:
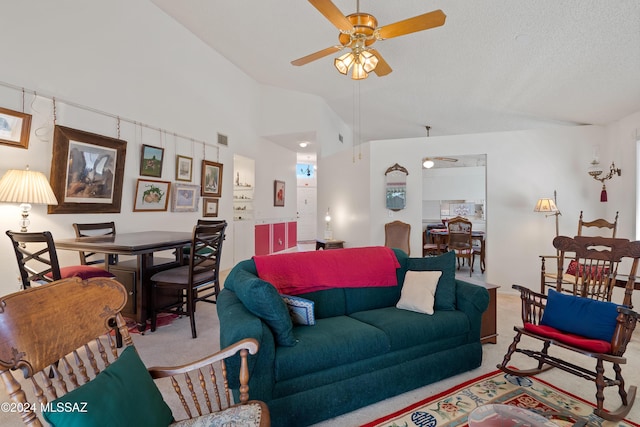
[0,277,638,426]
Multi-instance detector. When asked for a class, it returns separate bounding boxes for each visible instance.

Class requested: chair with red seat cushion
[6,230,113,289]
[497,281,640,422]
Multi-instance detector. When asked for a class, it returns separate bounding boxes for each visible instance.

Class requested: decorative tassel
[600,184,607,202]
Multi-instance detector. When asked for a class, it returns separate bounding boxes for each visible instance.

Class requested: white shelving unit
[233,186,253,221]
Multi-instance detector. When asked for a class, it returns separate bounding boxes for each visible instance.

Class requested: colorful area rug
[361,370,640,427]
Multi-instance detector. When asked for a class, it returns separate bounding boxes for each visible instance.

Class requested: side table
[316,239,344,250]
[479,282,499,344]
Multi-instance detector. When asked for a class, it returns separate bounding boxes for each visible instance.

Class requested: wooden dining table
[55,230,193,332]
[429,228,486,272]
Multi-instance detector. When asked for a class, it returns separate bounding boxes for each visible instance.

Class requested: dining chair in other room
[150,221,227,338]
[472,237,485,273]
[447,216,474,276]
[6,230,114,289]
[384,220,411,255]
[72,221,118,266]
[0,276,270,427]
[423,228,447,257]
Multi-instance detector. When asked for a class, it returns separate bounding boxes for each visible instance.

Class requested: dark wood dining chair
[447,216,474,276]
[150,221,227,338]
[6,230,114,289]
[72,221,118,265]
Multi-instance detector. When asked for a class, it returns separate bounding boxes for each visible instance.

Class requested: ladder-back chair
[540,212,619,295]
[0,277,269,426]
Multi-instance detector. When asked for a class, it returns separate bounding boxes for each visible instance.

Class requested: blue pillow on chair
[540,290,620,342]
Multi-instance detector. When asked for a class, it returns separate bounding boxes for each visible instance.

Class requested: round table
[468,404,559,427]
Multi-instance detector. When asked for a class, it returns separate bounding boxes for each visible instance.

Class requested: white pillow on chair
[396,270,442,315]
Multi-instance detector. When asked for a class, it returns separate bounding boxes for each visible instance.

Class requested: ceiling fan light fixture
[351,62,368,79]
[360,50,378,73]
[423,158,435,169]
[334,52,355,75]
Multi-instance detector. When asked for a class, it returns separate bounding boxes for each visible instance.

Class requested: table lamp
[324,207,333,240]
[534,190,561,237]
[0,166,58,232]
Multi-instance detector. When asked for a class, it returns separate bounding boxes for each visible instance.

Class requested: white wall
[0,0,342,295]
[365,125,610,290]
[422,166,486,201]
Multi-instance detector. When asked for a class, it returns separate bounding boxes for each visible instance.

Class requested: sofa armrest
[455,280,490,341]
[217,289,276,401]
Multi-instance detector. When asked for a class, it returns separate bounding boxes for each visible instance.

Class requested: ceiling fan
[423,157,458,168]
[291,0,446,80]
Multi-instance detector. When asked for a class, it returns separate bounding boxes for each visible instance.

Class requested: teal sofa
[217,248,489,427]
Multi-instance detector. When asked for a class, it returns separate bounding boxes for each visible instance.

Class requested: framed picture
[203,197,219,217]
[0,107,32,149]
[140,144,164,177]
[175,155,193,182]
[49,125,127,214]
[133,179,171,212]
[201,160,223,197]
[274,180,285,207]
[171,183,200,212]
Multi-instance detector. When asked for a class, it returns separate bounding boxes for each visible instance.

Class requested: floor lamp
[534,190,561,237]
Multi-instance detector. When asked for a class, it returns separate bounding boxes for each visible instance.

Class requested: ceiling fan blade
[308,0,354,32]
[370,49,392,76]
[376,9,446,40]
[291,46,343,66]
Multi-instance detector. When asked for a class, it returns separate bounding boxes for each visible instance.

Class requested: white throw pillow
[396,270,442,315]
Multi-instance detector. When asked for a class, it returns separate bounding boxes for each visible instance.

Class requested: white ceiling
[150,0,640,154]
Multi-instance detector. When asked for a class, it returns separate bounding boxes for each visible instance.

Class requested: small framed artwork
[203,197,219,217]
[133,179,171,212]
[49,125,127,214]
[175,155,193,182]
[171,183,200,212]
[201,160,223,197]
[140,144,164,177]
[0,107,32,149]
[274,180,285,207]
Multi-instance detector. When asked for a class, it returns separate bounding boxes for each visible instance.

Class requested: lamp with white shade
[0,166,58,232]
[534,190,561,237]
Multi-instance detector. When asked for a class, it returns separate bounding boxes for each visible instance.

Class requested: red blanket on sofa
[253,246,400,295]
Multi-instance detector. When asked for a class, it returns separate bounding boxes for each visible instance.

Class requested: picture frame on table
[133,179,171,212]
[201,160,223,197]
[0,106,32,149]
[175,155,193,182]
[49,125,127,214]
[140,144,164,177]
[203,197,219,217]
[274,180,285,207]
[171,183,200,212]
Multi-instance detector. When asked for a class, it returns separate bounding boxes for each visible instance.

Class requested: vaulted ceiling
[151,1,640,153]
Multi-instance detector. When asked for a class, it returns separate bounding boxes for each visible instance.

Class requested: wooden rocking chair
[0,277,269,426]
[497,279,640,421]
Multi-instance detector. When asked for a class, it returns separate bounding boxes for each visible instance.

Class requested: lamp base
[19,203,32,233]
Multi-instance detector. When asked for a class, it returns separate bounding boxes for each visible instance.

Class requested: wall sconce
[588,159,621,202]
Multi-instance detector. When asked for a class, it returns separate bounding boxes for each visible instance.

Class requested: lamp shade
[0,168,58,205]
[533,198,558,213]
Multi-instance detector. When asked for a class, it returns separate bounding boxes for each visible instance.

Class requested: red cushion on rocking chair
[524,323,612,354]
[46,265,115,280]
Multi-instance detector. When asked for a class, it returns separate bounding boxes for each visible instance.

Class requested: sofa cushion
[43,346,173,427]
[296,288,347,319]
[406,251,456,310]
[232,270,296,346]
[274,316,390,382]
[396,271,442,315]
[349,307,470,351]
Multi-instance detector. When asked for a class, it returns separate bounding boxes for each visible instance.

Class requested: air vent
[217,133,228,146]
